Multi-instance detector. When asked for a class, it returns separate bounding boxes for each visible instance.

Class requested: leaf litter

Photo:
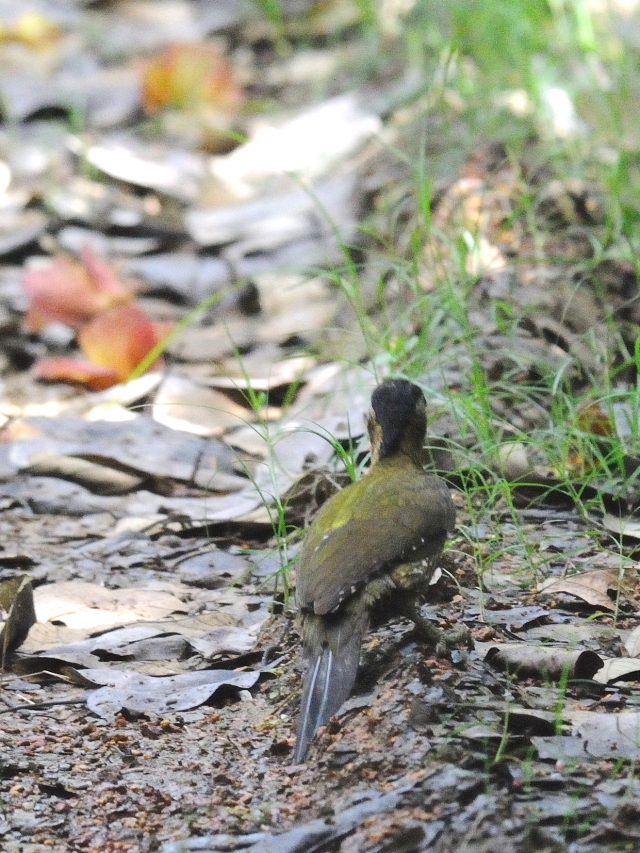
[1,2,640,853]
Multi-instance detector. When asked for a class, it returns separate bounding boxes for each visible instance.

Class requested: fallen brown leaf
[537,567,633,611]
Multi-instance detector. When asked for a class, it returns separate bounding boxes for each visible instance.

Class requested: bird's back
[297,463,455,617]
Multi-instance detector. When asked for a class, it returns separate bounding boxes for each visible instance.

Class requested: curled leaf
[78,303,168,382]
[484,643,602,681]
[32,357,121,391]
[0,575,36,666]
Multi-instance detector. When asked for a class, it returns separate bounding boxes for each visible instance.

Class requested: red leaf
[32,358,121,392]
[78,304,166,380]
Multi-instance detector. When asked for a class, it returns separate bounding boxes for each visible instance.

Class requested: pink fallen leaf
[24,245,131,331]
[33,306,170,391]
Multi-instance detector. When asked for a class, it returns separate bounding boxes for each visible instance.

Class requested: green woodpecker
[294,378,456,763]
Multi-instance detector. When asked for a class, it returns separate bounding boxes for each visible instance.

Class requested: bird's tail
[294,604,369,763]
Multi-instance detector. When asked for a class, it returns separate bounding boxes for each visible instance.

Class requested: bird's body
[294,379,455,763]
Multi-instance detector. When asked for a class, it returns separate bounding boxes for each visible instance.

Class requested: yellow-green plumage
[294,379,455,763]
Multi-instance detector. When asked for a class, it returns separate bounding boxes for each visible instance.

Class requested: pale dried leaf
[532,735,592,761]
[592,658,640,684]
[525,623,622,646]
[21,622,92,654]
[495,442,532,480]
[34,582,187,630]
[625,624,640,657]
[537,568,626,611]
[26,451,144,494]
[187,172,360,251]
[209,94,381,196]
[568,710,640,759]
[153,376,252,436]
[602,513,640,539]
[83,136,206,202]
[190,625,259,657]
[209,354,315,391]
[6,413,240,487]
[82,667,260,719]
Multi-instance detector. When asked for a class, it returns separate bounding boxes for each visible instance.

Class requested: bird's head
[367,378,427,466]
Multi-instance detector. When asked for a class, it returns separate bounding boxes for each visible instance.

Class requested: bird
[294,377,456,763]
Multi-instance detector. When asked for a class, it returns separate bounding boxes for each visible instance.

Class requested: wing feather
[297,472,454,615]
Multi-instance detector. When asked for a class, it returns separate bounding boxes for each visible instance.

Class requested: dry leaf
[1,12,60,48]
[152,376,252,436]
[78,303,167,380]
[592,658,640,684]
[576,401,614,437]
[19,622,94,654]
[81,667,259,719]
[25,452,145,495]
[537,568,630,611]
[24,245,131,331]
[33,305,170,390]
[484,643,602,681]
[34,582,187,631]
[24,245,169,389]
[625,624,640,657]
[0,575,36,665]
[568,710,640,759]
[31,357,123,391]
[141,42,242,116]
[602,513,640,540]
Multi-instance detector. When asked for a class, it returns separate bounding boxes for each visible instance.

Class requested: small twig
[0,699,85,714]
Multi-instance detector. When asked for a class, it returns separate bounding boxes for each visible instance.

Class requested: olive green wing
[297,475,454,616]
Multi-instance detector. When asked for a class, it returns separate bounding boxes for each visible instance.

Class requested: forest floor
[3,2,640,852]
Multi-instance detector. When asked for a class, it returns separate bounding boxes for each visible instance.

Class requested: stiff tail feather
[294,606,368,763]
